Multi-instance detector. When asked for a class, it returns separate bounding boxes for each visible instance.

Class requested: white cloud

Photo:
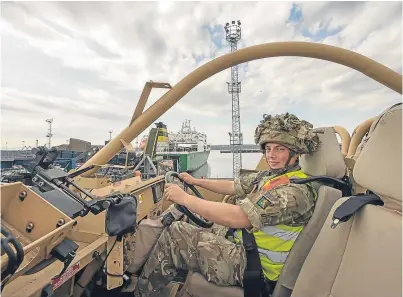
[1,1,401,154]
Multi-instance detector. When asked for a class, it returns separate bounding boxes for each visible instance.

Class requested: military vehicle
[1,41,401,297]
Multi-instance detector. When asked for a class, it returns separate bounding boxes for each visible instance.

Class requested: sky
[1,1,402,150]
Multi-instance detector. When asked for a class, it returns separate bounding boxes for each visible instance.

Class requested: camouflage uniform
[135,221,246,296]
[157,160,175,176]
[233,164,316,232]
[135,113,320,296]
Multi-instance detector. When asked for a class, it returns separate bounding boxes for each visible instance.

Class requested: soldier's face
[264,143,296,169]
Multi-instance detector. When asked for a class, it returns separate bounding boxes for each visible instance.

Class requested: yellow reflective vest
[235,169,316,281]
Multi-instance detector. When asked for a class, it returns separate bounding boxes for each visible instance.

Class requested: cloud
[1,1,401,153]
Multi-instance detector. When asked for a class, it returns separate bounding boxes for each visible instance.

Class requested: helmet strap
[285,150,296,167]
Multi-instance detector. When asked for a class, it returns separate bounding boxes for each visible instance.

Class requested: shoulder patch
[256,194,275,209]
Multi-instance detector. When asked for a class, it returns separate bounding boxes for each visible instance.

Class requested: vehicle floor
[92,285,174,297]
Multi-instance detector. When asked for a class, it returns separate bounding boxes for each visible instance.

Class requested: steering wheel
[165,171,213,228]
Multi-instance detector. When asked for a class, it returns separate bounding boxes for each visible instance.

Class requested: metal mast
[224,20,243,178]
[46,118,53,148]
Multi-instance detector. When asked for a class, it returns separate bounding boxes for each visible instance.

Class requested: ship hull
[157,150,210,172]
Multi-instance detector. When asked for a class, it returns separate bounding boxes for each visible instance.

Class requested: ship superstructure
[155,120,210,172]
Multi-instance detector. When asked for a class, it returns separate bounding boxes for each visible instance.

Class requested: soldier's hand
[179,172,198,185]
[164,183,189,205]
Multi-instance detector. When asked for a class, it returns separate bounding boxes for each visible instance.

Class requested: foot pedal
[171,269,188,284]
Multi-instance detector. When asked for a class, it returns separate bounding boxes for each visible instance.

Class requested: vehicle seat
[291,104,402,297]
[176,127,347,297]
[348,102,402,195]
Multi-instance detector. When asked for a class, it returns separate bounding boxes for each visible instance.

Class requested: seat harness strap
[242,228,269,297]
[331,193,384,228]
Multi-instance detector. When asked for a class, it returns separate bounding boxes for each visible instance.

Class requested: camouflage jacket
[233,164,316,233]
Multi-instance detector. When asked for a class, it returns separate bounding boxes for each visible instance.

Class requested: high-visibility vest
[235,169,316,281]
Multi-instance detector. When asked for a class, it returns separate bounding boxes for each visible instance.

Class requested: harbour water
[191,151,263,179]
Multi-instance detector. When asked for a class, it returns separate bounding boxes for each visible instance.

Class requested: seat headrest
[353,103,402,202]
[300,127,346,178]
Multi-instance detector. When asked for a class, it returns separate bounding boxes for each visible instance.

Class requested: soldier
[134,113,320,296]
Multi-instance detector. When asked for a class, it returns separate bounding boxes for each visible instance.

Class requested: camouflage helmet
[254,113,320,154]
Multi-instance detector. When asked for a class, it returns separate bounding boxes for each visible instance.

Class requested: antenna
[46,118,53,148]
[224,20,243,178]
[109,130,113,141]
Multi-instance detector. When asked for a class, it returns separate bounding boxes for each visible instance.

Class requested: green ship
[152,120,211,172]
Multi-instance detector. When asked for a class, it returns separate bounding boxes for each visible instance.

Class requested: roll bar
[79,41,402,177]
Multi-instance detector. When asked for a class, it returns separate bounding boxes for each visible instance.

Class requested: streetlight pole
[46,118,53,148]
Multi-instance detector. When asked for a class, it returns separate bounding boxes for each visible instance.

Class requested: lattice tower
[224,20,243,178]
